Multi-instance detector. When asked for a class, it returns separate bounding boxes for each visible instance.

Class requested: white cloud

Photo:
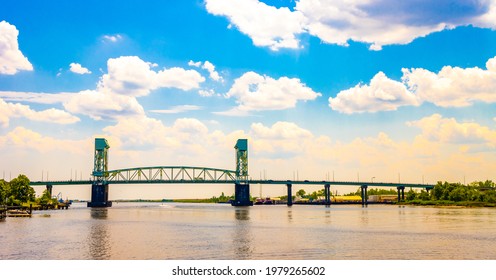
[0,56,206,121]
[330,56,496,113]
[0,91,74,104]
[402,57,496,107]
[102,34,122,42]
[63,90,144,121]
[329,72,420,113]
[408,114,496,146]
[198,89,216,97]
[188,60,202,67]
[188,60,223,82]
[202,61,223,82]
[149,105,202,114]
[0,21,33,74]
[98,56,205,97]
[221,71,320,114]
[0,126,89,154]
[69,63,92,75]
[0,98,79,127]
[205,0,306,51]
[205,0,496,51]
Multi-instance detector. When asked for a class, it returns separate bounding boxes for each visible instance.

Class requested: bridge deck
[30,179,434,188]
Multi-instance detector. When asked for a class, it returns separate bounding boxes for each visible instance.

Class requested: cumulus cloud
[205,0,306,51]
[205,0,496,51]
[0,98,79,127]
[63,90,145,121]
[188,60,223,82]
[329,72,420,113]
[330,56,496,113]
[0,126,89,154]
[408,114,496,146]
[98,56,205,97]
[218,71,320,115]
[69,63,91,75]
[0,21,33,74]
[402,57,496,107]
[1,56,206,121]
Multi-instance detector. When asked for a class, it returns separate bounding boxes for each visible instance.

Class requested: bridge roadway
[30,179,433,189]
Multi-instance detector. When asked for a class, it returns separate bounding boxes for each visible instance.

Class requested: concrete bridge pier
[46,184,53,198]
[426,186,433,193]
[361,185,368,207]
[397,186,405,202]
[231,183,253,206]
[286,184,293,207]
[324,184,331,206]
[87,182,112,207]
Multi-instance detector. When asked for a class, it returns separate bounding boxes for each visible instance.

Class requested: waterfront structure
[30,138,435,208]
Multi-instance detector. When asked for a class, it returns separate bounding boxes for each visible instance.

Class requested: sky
[1,0,496,199]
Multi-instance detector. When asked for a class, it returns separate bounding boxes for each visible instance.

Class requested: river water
[1,202,496,260]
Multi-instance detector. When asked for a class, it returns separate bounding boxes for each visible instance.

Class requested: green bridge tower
[231,139,253,206]
[88,138,112,207]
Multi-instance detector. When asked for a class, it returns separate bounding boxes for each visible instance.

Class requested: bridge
[30,138,435,207]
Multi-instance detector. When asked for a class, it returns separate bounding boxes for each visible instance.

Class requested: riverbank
[397,200,496,207]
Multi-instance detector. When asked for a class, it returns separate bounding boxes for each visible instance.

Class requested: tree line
[0,174,57,206]
[294,180,496,206]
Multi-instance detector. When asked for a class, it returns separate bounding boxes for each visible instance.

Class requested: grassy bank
[398,200,496,207]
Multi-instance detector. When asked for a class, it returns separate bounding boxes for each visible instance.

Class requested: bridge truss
[105,166,238,184]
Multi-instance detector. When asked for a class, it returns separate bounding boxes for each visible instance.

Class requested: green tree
[418,190,430,201]
[37,189,56,205]
[0,179,9,204]
[296,189,306,198]
[9,174,35,204]
[406,189,416,201]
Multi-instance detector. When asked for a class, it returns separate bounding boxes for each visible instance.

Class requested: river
[1,202,496,260]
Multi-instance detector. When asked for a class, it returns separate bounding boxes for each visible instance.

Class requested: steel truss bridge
[30,138,435,207]
[31,165,428,188]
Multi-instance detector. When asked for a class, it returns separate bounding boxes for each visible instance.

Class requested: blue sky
[1,0,496,199]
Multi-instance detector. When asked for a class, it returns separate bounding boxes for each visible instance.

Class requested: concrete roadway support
[361,185,368,207]
[231,183,253,206]
[397,186,405,202]
[87,182,112,207]
[324,184,331,206]
[46,184,53,198]
[426,186,433,193]
[287,184,293,207]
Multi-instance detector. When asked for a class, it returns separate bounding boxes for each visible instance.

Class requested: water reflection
[87,208,111,259]
[90,208,108,219]
[324,209,331,225]
[232,208,252,259]
[287,209,293,223]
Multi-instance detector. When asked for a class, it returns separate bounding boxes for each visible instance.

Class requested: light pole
[371,177,375,183]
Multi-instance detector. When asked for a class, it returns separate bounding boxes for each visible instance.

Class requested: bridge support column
[361,185,368,207]
[46,184,53,198]
[426,186,433,193]
[231,183,253,206]
[286,184,292,207]
[87,182,112,208]
[397,186,405,202]
[324,184,331,206]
